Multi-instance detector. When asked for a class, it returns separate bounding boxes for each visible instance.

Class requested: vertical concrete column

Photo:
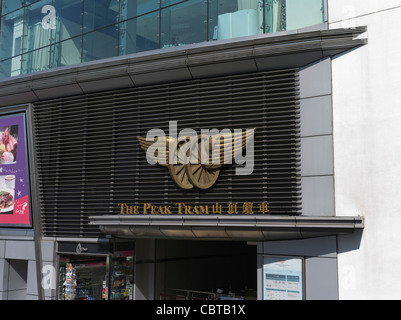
[134,239,156,300]
[299,58,335,216]
[40,240,57,300]
[0,240,9,300]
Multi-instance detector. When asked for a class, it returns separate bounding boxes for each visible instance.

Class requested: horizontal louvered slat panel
[33,69,301,238]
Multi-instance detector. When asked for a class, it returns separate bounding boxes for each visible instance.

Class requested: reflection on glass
[110,250,134,300]
[0,0,326,80]
[161,0,183,8]
[23,0,52,53]
[265,0,324,33]
[21,46,50,74]
[84,0,119,33]
[209,0,262,41]
[83,25,118,62]
[120,0,160,21]
[0,56,24,79]
[1,0,24,16]
[161,0,207,48]
[53,0,84,43]
[0,9,24,60]
[51,37,82,68]
[119,12,159,55]
[0,59,12,80]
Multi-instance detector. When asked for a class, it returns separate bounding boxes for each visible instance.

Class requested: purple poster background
[0,114,31,227]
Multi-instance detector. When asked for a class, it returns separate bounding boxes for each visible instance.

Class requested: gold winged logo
[138,129,255,190]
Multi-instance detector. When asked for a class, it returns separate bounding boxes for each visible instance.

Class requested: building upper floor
[0,0,326,81]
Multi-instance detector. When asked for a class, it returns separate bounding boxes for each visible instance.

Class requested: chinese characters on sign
[118,202,270,215]
[0,114,31,227]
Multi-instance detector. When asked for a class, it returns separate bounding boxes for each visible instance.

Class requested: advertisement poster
[263,256,303,300]
[0,114,31,227]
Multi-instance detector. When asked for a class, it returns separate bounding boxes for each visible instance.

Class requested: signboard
[0,113,31,227]
[263,256,303,300]
[118,201,270,215]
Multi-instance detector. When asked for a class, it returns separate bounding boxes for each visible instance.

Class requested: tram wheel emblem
[138,129,255,190]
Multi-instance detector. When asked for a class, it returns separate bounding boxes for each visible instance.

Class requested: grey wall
[257,236,338,300]
[134,239,156,300]
[0,239,38,300]
[299,58,335,216]
[41,240,57,300]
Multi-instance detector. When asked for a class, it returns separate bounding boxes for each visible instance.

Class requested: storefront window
[59,256,107,300]
[58,243,134,300]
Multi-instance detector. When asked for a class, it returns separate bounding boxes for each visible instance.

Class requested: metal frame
[56,239,135,300]
[0,103,43,299]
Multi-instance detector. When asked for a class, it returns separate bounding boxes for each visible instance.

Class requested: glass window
[265,0,324,33]
[0,9,24,60]
[84,0,119,33]
[51,37,82,68]
[1,0,24,16]
[0,59,11,80]
[120,0,160,21]
[0,56,23,79]
[23,0,53,53]
[119,12,159,55]
[161,0,183,8]
[21,45,50,74]
[161,0,206,48]
[209,0,262,41]
[82,24,118,62]
[52,0,83,43]
[24,0,40,6]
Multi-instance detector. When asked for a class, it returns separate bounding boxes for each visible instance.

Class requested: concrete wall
[300,58,335,216]
[0,238,38,300]
[257,236,338,300]
[329,1,401,299]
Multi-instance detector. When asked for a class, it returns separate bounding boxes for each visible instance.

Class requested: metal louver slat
[33,69,301,238]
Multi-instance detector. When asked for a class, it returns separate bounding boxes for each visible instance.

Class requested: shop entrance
[58,242,134,300]
[156,240,257,300]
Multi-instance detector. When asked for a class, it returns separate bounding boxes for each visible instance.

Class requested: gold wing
[207,129,255,167]
[137,136,175,167]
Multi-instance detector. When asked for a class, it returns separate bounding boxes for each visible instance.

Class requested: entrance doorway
[6,259,28,300]
[156,240,257,300]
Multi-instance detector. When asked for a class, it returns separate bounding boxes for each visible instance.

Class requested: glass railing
[0,0,325,80]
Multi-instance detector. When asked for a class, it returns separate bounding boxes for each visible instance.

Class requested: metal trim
[0,27,367,107]
[89,215,364,241]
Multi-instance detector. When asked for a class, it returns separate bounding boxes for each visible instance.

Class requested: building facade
[0,0,397,300]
